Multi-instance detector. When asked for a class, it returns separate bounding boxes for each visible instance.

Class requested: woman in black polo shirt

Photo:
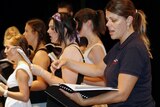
[48,0,156,107]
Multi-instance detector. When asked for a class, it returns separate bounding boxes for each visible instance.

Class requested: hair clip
[52,13,61,22]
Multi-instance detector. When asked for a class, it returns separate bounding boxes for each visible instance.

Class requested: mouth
[109,30,114,36]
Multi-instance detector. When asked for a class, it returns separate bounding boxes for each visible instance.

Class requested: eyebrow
[49,25,55,28]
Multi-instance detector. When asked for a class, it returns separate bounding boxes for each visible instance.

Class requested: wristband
[3,90,8,97]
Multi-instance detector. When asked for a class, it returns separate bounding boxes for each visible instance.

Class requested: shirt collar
[118,32,138,50]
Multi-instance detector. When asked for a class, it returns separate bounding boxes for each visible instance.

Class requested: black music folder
[45,83,118,107]
[45,85,81,107]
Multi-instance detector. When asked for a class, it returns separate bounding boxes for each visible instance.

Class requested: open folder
[0,74,7,84]
[45,83,118,107]
[0,58,13,84]
[16,49,31,65]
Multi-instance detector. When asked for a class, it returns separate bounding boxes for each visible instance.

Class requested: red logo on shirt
[112,59,118,64]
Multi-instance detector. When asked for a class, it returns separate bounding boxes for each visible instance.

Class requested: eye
[105,18,109,23]
[110,18,118,23]
[6,46,9,50]
[51,27,55,30]
[49,25,55,31]
[4,46,10,51]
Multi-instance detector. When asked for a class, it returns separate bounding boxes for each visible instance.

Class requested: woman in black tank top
[23,18,50,107]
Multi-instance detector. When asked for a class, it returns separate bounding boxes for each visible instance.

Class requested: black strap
[36,48,48,53]
[73,46,85,84]
[8,86,31,92]
[8,86,19,92]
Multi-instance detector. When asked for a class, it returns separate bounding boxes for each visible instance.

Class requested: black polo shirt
[104,32,155,107]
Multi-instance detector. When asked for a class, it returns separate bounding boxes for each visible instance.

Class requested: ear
[87,20,92,26]
[126,16,133,26]
[86,20,93,29]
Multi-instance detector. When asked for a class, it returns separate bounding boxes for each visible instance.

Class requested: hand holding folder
[45,83,118,107]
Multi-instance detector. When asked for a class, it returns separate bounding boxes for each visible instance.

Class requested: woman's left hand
[0,86,5,96]
[0,82,7,90]
[60,89,86,106]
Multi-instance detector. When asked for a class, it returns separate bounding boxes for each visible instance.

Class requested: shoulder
[126,37,147,55]
[91,43,106,52]
[86,43,106,55]
[33,49,50,62]
[16,63,30,76]
[34,49,48,58]
[63,44,80,54]
[35,48,48,55]
[61,45,82,60]
[16,63,30,71]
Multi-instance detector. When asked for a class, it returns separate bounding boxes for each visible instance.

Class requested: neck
[87,34,101,48]
[14,55,25,68]
[61,39,77,51]
[120,28,134,44]
[34,42,45,52]
[31,40,38,51]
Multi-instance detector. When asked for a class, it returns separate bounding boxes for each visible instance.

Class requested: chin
[110,36,116,40]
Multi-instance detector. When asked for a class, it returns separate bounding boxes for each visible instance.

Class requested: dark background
[0,0,160,106]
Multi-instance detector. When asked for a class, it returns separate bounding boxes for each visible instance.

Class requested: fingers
[51,60,60,69]
[0,82,5,88]
[50,65,56,74]
[51,59,67,69]
[60,89,73,100]
[0,82,3,85]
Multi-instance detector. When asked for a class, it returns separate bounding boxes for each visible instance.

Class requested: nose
[4,48,8,54]
[47,29,50,34]
[23,32,25,36]
[106,20,111,27]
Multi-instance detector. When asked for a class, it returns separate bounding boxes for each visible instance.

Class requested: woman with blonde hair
[0,34,33,107]
[4,26,21,44]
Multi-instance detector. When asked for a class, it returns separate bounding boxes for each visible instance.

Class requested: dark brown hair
[105,0,152,58]
[74,8,106,35]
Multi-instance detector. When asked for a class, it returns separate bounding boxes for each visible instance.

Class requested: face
[4,40,17,61]
[58,8,69,13]
[23,24,37,45]
[58,7,73,16]
[105,10,128,41]
[47,19,59,44]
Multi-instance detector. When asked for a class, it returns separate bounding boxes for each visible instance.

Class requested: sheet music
[0,58,14,64]
[59,83,118,91]
[0,74,7,84]
[45,43,61,48]
[17,49,31,65]
[48,52,58,61]
[49,83,118,99]
[59,83,118,99]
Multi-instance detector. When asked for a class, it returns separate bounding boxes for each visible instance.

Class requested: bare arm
[51,58,106,77]
[30,51,50,91]
[83,44,106,85]
[0,69,30,102]
[31,46,89,85]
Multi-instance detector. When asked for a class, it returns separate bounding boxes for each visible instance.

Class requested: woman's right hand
[50,58,67,70]
[0,82,7,90]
